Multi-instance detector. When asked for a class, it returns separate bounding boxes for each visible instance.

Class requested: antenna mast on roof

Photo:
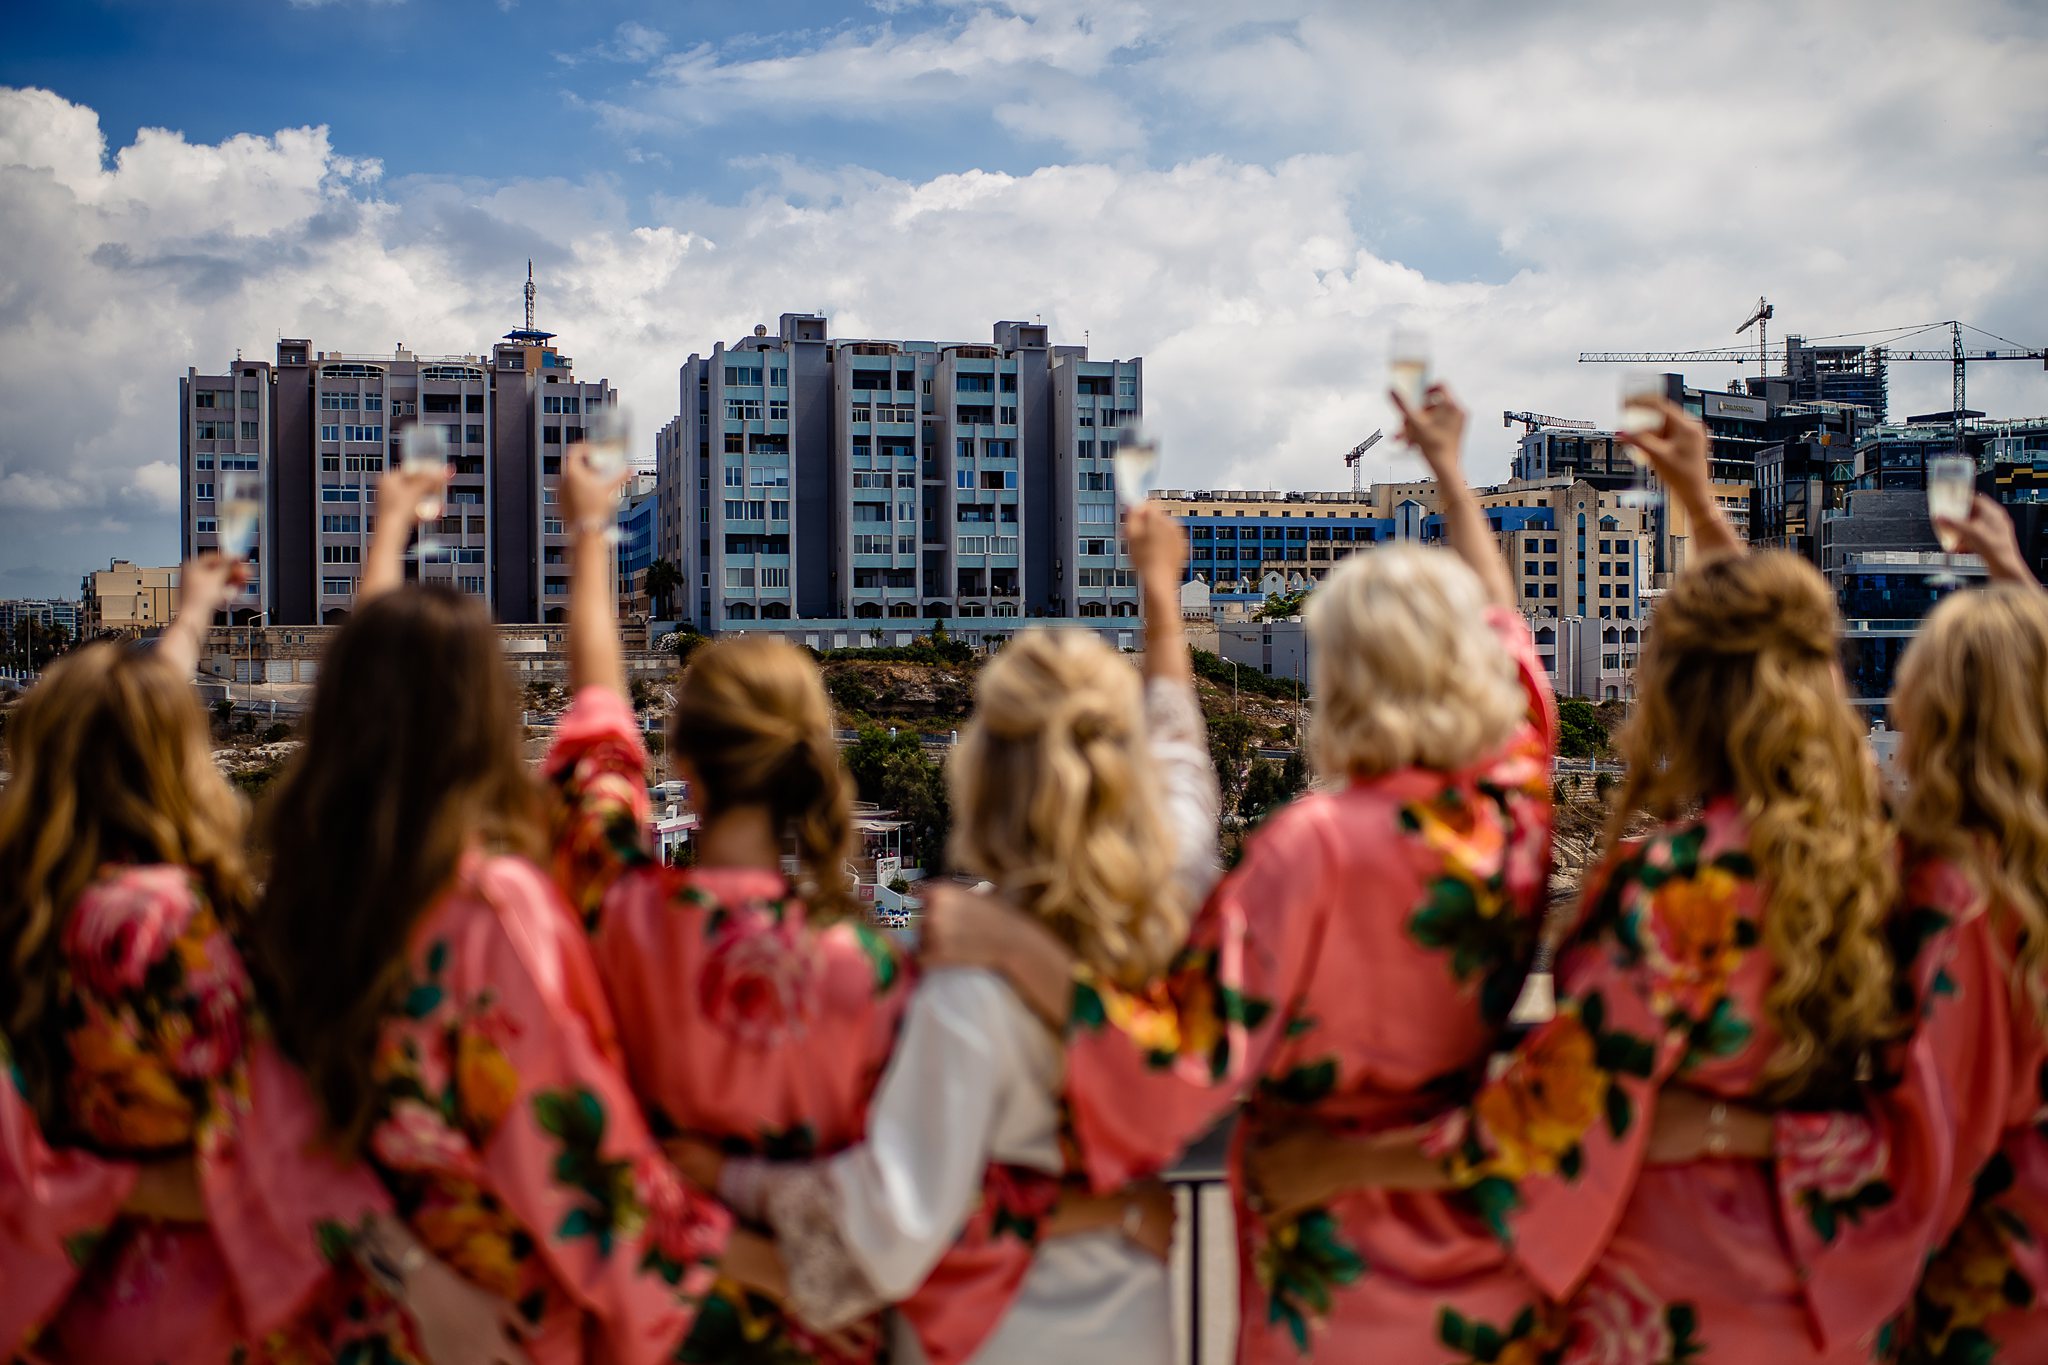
[525,260,536,333]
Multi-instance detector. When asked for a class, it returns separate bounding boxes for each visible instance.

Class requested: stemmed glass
[401,423,449,565]
[1113,421,1160,511]
[219,471,262,563]
[1616,371,1665,509]
[1926,453,1975,588]
[579,400,632,544]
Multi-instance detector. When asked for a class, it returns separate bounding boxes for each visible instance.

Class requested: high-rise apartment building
[660,314,1141,641]
[180,308,617,625]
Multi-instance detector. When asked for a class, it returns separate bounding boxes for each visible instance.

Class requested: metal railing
[1162,1118,1237,1365]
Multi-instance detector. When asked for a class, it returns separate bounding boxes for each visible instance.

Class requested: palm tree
[643,557,682,619]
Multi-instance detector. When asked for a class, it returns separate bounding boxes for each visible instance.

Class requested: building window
[321,514,362,533]
[195,482,215,501]
[194,390,217,409]
[196,516,218,533]
[769,400,789,421]
[240,390,259,409]
[465,425,484,443]
[320,424,341,443]
[761,566,789,589]
[543,426,562,444]
[363,393,382,412]
[459,575,485,594]
[321,545,361,564]
[322,577,352,596]
[543,517,565,536]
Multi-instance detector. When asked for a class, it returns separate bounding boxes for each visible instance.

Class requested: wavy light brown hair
[949,629,1181,989]
[1895,585,2048,1030]
[670,636,856,922]
[1610,551,1897,1102]
[249,588,542,1154]
[0,643,253,1133]
[1306,545,1525,781]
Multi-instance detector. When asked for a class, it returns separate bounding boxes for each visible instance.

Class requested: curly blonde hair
[0,643,253,1133]
[1306,545,1525,782]
[949,629,1182,989]
[1895,585,2048,1030]
[1609,551,1898,1102]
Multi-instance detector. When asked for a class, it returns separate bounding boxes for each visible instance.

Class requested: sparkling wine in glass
[402,423,449,562]
[1388,325,1430,416]
[219,472,262,562]
[1616,371,1666,508]
[582,399,632,479]
[1112,421,1161,511]
[1926,453,1975,587]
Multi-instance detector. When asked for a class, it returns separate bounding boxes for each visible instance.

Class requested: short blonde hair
[1306,545,1524,780]
[949,629,1183,988]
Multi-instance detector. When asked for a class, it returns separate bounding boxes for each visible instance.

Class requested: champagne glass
[1616,370,1665,509]
[1926,453,1975,588]
[1388,325,1430,419]
[401,423,448,563]
[219,472,262,563]
[578,399,631,545]
[583,399,632,479]
[1112,421,1160,511]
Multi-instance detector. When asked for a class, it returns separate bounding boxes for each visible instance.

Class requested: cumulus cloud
[2,0,2045,597]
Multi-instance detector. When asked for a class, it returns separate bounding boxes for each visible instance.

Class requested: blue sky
[1,0,2045,599]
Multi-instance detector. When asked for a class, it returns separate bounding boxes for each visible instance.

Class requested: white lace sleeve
[741,972,1026,1333]
[756,1165,891,1332]
[1145,676,1222,915]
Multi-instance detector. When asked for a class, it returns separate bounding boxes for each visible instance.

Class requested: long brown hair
[670,636,856,922]
[249,587,541,1154]
[1609,551,1897,1102]
[949,629,1181,990]
[0,643,252,1132]
[1896,585,2048,1029]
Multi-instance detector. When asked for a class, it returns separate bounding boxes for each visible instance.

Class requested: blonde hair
[1610,551,1897,1102]
[949,629,1181,988]
[671,636,857,922]
[0,643,252,1132]
[1306,545,1525,781]
[1896,585,2048,1030]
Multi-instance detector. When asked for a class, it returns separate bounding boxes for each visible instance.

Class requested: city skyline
[2,0,2046,599]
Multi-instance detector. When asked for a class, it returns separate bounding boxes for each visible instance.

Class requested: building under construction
[1743,337,1890,420]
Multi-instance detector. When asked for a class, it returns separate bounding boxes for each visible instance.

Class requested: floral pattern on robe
[1056,609,1559,1363]
[364,851,731,1365]
[8,864,415,1365]
[549,687,1050,1365]
[1430,806,1958,1363]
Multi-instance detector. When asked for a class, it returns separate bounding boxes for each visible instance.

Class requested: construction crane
[1503,410,1596,433]
[1343,430,1384,495]
[1736,296,1774,376]
[1580,319,2045,447]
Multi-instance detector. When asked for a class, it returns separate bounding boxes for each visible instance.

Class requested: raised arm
[158,554,246,680]
[562,446,631,699]
[359,464,451,603]
[1126,500,1193,690]
[1393,384,1514,608]
[1621,399,1742,560]
[1940,493,2041,589]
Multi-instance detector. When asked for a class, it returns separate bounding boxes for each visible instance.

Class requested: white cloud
[2,0,2046,596]
[561,20,672,68]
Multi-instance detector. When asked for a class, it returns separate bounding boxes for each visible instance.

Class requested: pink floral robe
[1421,803,1959,1364]
[4,864,417,1365]
[1879,853,2048,1363]
[1,1031,136,1354]
[1058,608,1560,1363]
[362,849,732,1365]
[550,688,1058,1365]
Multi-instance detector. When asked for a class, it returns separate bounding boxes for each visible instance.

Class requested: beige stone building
[81,560,179,636]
